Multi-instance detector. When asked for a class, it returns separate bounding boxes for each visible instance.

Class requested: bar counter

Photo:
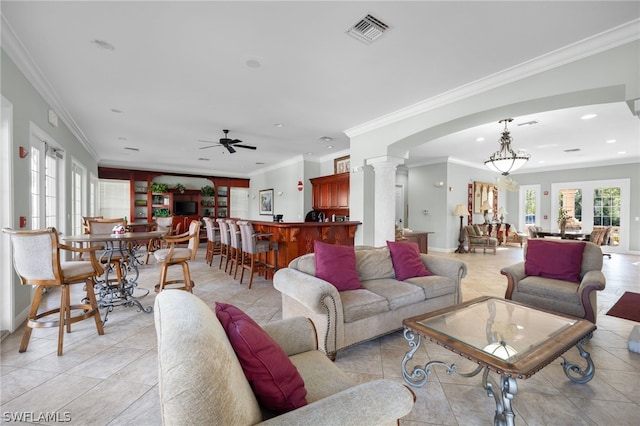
[251,221,361,269]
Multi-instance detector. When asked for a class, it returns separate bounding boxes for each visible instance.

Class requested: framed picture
[259,189,274,215]
[334,155,350,174]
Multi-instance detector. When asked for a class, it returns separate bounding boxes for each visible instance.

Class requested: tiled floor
[1,244,639,425]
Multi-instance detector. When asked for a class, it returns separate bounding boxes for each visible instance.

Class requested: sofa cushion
[340,290,389,323]
[314,241,363,291]
[518,276,582,304]
[361,278,425,310]
[355,247,395,280]
[386,241,433,281]
[215,303,308,413]
[525,239,585,284]
[405,275,457,299]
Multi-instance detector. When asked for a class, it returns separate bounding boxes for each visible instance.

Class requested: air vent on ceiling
[346,14,389,44]
[564,148,581,153]
[124,147,139,152]
[517,120,540,127]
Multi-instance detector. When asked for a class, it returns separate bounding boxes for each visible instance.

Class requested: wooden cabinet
[98,167,249,224]
[310,172,350,212]
[398,231,432,254]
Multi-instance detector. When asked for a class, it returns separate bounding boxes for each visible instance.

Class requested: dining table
[63,230,165,323]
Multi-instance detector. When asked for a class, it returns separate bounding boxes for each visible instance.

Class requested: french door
[30,124,64,232]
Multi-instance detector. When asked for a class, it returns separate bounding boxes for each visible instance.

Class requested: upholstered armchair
[501,239,606,323]
[464,225,498,254]
[504,224,528,247]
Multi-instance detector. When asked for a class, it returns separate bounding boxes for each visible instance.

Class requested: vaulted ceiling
[2,1,638,177]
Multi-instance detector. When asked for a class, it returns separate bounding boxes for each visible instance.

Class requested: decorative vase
[560,221,566,237]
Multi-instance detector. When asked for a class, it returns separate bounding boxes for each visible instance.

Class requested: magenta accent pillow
[215,303,307,413]
[314,241,363,291]
[525,239,585,284]
[386,240,433,281]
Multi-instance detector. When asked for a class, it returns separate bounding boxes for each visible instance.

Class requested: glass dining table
[63,230,165,323]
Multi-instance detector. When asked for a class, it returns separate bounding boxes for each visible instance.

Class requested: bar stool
[237,220,277,289]
[216,218,230,272]
[202,217,219,267]
[154,220,200,292]
[226,219,242,279]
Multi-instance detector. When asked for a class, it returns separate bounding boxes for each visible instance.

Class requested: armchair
[154,290,414,425]
[464,225,498,254]
[501,239,605,323]
[503,224,528,247]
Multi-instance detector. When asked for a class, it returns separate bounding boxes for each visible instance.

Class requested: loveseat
[273,245,467,359]
[154,290,414,425]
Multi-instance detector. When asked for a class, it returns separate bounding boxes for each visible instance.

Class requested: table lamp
[453,204,468,253]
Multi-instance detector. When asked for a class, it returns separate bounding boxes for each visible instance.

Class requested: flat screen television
[174,201,198,216]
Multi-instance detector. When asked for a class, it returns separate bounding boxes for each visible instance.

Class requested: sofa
[273,245,467,359]
[501,239,606,323]
[154,290,414,425]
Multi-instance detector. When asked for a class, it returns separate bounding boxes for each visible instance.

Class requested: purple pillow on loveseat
[314,241,363,291]
[525,239,585,284]
[387,240,432,281]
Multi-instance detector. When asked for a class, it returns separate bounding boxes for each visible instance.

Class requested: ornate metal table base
[401,329,595,426]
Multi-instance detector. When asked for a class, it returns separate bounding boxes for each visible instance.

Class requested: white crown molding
[345,19,640,138]
[1,14,100,160]
[248,154,305,177]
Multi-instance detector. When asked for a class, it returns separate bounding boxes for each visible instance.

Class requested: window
[519,184,540,228]
[30,129,63,231]
[89,172,98,216]
[230,187,249,218]
[98,179,130,220]
[71,160,86,235]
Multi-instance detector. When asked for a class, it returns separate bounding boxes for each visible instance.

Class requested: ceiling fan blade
[198,139,216,144]
[226,145,236,154]
[235,144,257,150]
[199,145,217,150]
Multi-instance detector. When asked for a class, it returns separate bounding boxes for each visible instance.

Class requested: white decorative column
[365,156,405,247]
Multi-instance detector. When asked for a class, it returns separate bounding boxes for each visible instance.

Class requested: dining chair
[202,217,220,267]
[237,220,276,289]
[153,220,200,292]
[87,217,128,284]
[2,227,104,356]
[82,216,103,234]
[145,216,174,264]
[226,219,242,279]
[216,219,231,272]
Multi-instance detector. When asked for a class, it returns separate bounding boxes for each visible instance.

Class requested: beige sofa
[273,246,467,359]
[154,290,414,425]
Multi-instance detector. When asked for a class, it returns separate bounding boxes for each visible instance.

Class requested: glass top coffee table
[402,296,596,426]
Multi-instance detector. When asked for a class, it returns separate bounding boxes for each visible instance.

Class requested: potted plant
[150,182,169,194]
[154,208,170,217]
[201,185,215,197]
[174,183,185,194]
[558,208,572,236]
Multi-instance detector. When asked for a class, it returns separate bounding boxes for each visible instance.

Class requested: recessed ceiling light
[320,136,333,142]
[538,160,546,164]
[476,137,485,142]
[256,162,265,165]
[111,108,123,114]
[580,113,597,120]
[306,152,313,155]
[118,137,127,141]
[90,39,115,50]
[617,151,626,154]
[327,145,334,149]
[606,139,616,144]
[243,56,263,69]
[274,123,284,128]
[198,158,210,161]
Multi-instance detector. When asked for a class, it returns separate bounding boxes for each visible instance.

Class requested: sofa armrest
[273,268,342,314]
[421,255,467,281]
[262,317,318,356]
[500,261,526,299]
[257,379,414,426]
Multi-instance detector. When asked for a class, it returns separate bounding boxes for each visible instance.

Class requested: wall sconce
[277,191,284,196]
[19,146,29,159]
[433,181,444,188]
[297,180,304,191]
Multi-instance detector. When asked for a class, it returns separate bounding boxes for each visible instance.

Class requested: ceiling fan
[198,129,257,154]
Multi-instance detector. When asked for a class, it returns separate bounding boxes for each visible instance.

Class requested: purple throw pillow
[215,303,307,413]
[386,240,433,281]
[525,239,585,284]
[314,241,363,291]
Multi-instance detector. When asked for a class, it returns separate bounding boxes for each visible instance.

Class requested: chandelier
[484,118,530,175]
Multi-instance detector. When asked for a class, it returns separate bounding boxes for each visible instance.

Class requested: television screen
[174,201,198,216]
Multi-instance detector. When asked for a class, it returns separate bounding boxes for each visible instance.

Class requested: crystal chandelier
[484,118,530,175]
